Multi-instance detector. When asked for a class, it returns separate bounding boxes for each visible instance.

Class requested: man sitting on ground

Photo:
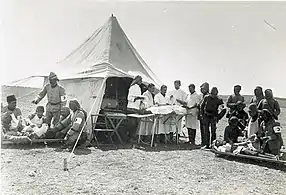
[22,106,48,139]
[247,103,260,138]
[62,99,87,150]
[2,95,24,135]
[224,116,244,144]
[227,101,249,130]
[1,113,31,144]
[45,106,72,139]
[258,109,283,155]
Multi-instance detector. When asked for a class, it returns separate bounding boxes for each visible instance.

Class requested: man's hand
[31,100,38,104]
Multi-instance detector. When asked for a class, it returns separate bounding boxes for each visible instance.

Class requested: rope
[67,79,106,162]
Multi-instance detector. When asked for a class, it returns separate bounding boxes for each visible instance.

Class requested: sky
[1,1,286,97]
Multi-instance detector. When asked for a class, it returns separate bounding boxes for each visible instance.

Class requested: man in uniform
[45,106,72,139]
[198,82,209,146]
[32,72,67,127]
[63,99,87,150]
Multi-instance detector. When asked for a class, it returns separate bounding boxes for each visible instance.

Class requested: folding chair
[91,114,124,145]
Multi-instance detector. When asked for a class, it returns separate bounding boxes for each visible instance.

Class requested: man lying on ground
[45,106,71,139]
[22,106,48,139]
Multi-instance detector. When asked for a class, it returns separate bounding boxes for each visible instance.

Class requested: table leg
[151,117,158,147]
[138,118,142,144]
[108,118,124,144]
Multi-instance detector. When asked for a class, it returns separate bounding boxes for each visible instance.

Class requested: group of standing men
[127,77,281,149]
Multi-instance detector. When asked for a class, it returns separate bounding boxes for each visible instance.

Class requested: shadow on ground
[214,154,286,172]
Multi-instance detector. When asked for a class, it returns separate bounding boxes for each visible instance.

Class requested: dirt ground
[1,142,286,195]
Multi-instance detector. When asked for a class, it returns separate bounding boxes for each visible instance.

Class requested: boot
[186,128,192,143]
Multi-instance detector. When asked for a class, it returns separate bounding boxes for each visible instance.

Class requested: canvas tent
[2,15,162,140]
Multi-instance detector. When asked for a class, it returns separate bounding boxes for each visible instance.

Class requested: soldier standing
[32,72,67,127]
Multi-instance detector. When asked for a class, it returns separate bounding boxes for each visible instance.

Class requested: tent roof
[58,14,161,86]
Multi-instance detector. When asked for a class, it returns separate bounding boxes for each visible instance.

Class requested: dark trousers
[199,119,205,145]
[203,115,217,147]
[46,111,61,127]
[188,128,196,144]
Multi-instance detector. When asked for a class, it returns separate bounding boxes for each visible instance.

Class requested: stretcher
[211,148,286,165]
[1,138,65,145]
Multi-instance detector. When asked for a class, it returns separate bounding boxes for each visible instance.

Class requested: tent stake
[63,158,68,171]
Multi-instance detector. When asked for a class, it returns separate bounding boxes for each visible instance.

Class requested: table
[150,113,185,147]
[91,112,127,144]
[127,113,156,144]
[128,112,185,147]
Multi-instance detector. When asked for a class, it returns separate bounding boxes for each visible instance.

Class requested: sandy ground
[1,141,286,195]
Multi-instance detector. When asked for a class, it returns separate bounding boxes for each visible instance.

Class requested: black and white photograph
[1,0,286,194]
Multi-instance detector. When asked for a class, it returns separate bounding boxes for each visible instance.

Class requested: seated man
[247,103,260,138]
[227,101,249,130]
[1,112,31,144]
[2,95,24,135]
[62,99,87,149]
[259,109,283,155]
[224,116,244,144]
[45,107,72,139]
[22,106,48,139]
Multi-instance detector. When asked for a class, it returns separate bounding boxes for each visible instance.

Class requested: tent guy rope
[64,79,106,169]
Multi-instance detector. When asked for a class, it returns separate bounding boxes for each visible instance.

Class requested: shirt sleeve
[36,85,48,103]
[71,111,85,132]
[59,86,67,107]
[273,100,281,117]
[128,85,138,102]
[154,95,160,105]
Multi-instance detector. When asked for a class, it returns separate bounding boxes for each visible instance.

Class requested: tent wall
[60,77,106,140]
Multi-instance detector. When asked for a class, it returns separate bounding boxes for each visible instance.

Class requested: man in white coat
[143,83,155,108]
[168,80,187,105]
[178,84,201,145]
[154,85,173,143]
[127,75,144,113]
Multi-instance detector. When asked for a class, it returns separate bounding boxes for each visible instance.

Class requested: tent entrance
[101,77,133,113]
